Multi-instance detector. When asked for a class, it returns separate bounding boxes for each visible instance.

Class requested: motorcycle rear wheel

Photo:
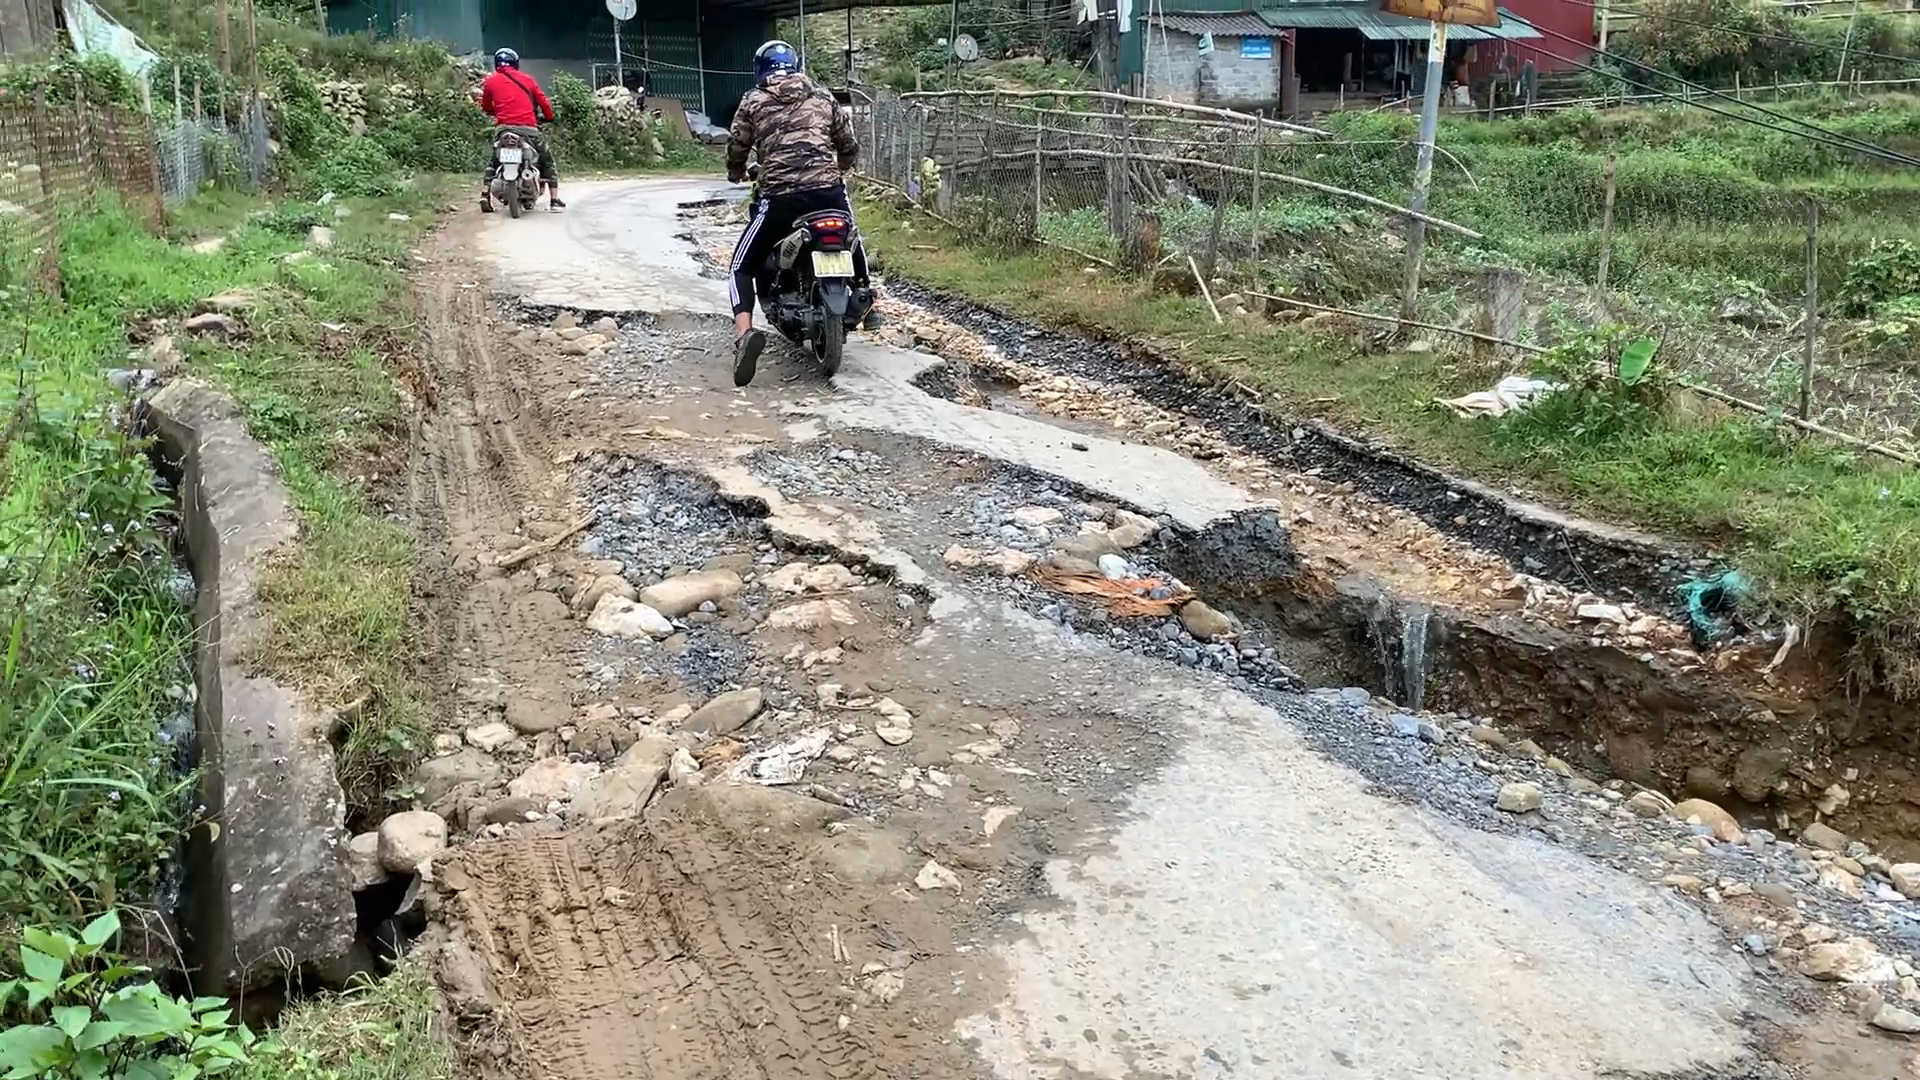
[507,192,522,219]
[814,314,844,377]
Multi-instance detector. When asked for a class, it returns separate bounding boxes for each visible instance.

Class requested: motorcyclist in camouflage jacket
[725,39,876,387]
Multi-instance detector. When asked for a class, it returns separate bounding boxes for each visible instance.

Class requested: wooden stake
[497,515,597,570]
[1191,256,1223,324]
[1801,199,1820,422]
[1593,154,1617,313]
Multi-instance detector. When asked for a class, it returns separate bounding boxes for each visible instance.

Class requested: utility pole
[1597,0,1609,51]
[1398,17,1448,330]
[1093,0,1127,238]
[314,0,324,32]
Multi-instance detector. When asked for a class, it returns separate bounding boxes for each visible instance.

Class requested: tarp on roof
[1142,11,1280,36]
[1259,3,1541,39]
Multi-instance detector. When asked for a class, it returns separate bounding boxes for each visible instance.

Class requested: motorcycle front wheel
[814,314,844,377]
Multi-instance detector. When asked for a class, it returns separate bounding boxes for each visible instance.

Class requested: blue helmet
[493,47,520,69]
[754,40,800,86]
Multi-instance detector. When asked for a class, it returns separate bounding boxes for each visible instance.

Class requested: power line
[1504,11,1920,167]
[1561,0,1920,70]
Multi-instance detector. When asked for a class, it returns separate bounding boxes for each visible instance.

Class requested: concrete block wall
[1144,30,1281,112]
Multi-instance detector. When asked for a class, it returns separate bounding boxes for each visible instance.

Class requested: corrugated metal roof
[1258,3,1541,39]
[1142,11,1281,36]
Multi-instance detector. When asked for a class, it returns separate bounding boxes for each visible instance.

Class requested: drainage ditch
[142,378,426,1019]
[888,279,1920,859]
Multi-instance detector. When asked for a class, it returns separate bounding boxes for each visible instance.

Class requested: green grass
[863,197,1920,696]
[1,212,198,935]
[236,962,453,1080]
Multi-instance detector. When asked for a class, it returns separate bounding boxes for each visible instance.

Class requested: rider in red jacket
[478,48,564,210]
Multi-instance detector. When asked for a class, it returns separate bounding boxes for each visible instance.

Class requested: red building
[1489,0,1595,75]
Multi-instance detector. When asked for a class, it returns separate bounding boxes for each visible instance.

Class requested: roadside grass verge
[55,178,454,827]
[860,199,1920,696]
[236,961,453,1080]
[0,216,197,937]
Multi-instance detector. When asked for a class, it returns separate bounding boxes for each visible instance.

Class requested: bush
[0,911,258,1077]
[1500,330,1673,445]
[0,52,142,108]
[1837,238,1920,316]
[368,94,489,174]
[300,137,403,199]
[543,72,707,171]
[261,42,344,161]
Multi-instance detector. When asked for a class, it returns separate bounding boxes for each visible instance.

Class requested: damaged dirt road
[400,177,1903,1080]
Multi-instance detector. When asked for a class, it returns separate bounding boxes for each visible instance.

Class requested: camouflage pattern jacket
[726,73,858,197]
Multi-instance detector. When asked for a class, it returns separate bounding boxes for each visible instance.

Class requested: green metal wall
[327,0,485,53]
[702,17,772,123]
[327,0,767,122]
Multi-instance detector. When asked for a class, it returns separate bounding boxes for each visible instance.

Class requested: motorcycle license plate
[497,147,523,163]
[811,250,855,278]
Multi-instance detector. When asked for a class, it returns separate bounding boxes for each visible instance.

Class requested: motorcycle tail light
[499,133,522,147]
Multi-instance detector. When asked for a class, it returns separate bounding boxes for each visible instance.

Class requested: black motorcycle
[748,163,872,377]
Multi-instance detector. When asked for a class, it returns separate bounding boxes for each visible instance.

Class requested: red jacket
[479,69,555,128]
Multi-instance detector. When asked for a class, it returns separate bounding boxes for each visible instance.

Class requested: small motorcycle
[749,163,871,377]
[488,131,542,218]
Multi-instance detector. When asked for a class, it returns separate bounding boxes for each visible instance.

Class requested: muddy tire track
[442,812,881,1080]
[405,223,982,1080]
[409,247,586,742]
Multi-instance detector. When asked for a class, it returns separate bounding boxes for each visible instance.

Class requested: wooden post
[1593,154,1617,312]
[1115,95,1134,241]
[246,0,261,100]
[173,64,187,199]
[1032,111,1044,242]
[1801,200,1820,421]
[246,0,264,187]
[1203,174,1226,278]
[30,85,55,197]
[1250,113,1262,263]
[1838,0,1862,81]
[217,0,232,87]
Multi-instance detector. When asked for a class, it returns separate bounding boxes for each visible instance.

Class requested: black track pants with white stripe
[728,184,869,317]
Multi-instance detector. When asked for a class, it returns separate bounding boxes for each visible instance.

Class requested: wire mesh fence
[153,101,269,205]
[862,89,1326,276]
[858,86,1920,453]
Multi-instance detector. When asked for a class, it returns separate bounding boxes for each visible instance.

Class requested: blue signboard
[1240,35,1273,59]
